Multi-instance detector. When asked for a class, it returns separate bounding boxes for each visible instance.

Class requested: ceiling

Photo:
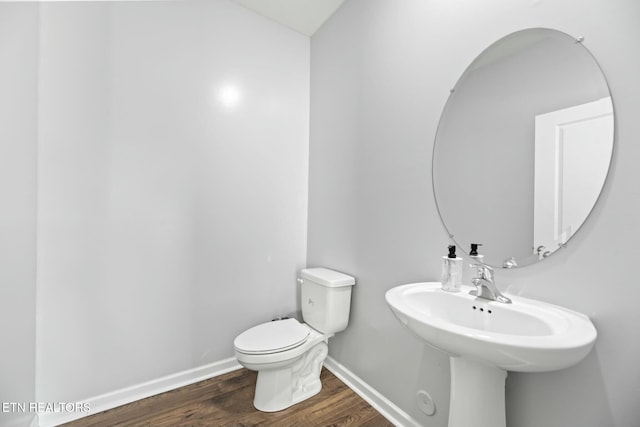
[231,0,346,36]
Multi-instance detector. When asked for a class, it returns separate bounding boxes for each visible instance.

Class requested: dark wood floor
[62,367,394,426]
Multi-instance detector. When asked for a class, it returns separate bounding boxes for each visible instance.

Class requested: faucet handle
[473,263,493,281]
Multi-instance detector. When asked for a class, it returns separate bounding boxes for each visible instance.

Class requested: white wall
[36,0,309,403]
[0,4,38,427]
[309,0,640,426]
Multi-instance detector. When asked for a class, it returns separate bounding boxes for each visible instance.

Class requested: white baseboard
[37,357,242,427]
[324,356,422,427]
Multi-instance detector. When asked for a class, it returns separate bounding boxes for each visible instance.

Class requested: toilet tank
[300,267,355,334]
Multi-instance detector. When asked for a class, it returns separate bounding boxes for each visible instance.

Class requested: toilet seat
[234,318,310,355]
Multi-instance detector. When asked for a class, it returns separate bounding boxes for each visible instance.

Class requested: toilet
[234,267,355,412]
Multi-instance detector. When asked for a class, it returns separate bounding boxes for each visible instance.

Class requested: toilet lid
[234,318,310,355]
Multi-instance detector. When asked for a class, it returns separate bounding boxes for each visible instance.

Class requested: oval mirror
[433,28,614,268]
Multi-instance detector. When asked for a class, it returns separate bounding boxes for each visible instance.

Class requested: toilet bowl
[234,318,332,412]
[234,267,355,412]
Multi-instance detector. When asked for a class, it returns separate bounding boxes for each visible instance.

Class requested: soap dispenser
[470,243,484,263]
[468,243,484,282]
[441,245,462,292]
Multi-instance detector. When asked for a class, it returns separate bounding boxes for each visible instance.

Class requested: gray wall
[309,0,640,426]
[35,0,309,403]
[0,0,309,411]
[0,4,38,427]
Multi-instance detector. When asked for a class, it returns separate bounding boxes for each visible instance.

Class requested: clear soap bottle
[468,243,484,282]
[441,245,462,292]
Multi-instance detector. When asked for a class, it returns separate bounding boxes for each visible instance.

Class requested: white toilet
[234,267,355,412]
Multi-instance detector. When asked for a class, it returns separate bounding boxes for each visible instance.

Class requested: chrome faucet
[470,263,512,304]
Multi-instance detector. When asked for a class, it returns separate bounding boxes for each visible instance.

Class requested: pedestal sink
[385,282,597,427]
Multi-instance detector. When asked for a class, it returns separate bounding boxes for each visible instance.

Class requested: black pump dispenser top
[447,245,457,259]
[470,243,482,256]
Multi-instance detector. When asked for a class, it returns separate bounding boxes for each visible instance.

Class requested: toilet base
[253,341,328,412]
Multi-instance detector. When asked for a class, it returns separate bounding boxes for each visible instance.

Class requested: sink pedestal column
[448,357,507,427]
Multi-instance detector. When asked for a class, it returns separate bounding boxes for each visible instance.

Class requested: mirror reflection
[433,28,614,268]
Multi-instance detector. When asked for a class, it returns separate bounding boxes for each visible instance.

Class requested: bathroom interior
[1,0,639,426]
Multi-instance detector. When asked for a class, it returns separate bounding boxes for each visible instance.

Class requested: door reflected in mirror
[432,28,614,268]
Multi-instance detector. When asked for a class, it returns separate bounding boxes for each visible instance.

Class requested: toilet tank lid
[300,268,355,287]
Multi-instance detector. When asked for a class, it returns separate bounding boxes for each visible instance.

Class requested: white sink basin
[386,282,597,427]
[385,282,596,372]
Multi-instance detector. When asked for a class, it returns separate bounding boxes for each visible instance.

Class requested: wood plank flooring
[62,368,394,426]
